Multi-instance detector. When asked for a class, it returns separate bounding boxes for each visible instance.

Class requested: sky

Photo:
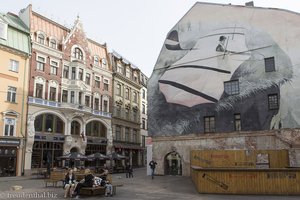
[1,0,300,77]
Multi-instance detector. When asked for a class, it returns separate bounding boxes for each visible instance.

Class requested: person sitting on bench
[73,169,94,198]
[63,168,76,198]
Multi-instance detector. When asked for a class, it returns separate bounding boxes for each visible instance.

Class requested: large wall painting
[148,3,300,136]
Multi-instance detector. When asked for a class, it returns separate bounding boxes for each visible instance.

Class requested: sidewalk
[0,168,299,199]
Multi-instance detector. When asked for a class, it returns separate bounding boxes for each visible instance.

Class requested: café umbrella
[107,152,128,160]
[86,153,109,161]
[57,152,88,161]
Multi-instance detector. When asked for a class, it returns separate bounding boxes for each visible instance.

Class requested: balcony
[28,97,111,118]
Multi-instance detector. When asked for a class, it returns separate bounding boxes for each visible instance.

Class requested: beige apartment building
[0,12,31,176]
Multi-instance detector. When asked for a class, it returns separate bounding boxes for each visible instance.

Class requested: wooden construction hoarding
[190,150,289,169]
[191,166,300,195]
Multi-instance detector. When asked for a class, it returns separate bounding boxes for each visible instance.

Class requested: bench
[79,186,106,195]
[44,171,65,187]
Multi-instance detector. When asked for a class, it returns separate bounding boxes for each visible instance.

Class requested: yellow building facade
[0,13,30,176]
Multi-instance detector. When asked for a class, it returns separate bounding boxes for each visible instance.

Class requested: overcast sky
[1,0,299,77]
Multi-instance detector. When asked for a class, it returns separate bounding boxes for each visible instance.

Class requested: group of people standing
[63,167,112,198]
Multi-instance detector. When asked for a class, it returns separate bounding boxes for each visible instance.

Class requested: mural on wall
[148,3,298,136]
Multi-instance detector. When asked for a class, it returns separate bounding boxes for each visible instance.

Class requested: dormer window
[37,34,45,44]
[74,47,83,60]
[94,56,99,66]
[50,39,57,49]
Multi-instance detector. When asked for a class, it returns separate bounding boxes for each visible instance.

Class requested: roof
[0,12,30,55]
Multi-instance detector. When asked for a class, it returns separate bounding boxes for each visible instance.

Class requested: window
[103,100,108,112]
[78,92,82,105]
[133,74,138,82]
[125,88,129,99]
[142,118,146,129]
[4,118,15,136]
[116,84,121,96]
[117,65,123,74]
[265,57,275,72]
[85,96,90,107]
[234,114,241,131]
[85,73,90,85]
[103,79,109,91]
[125,108,130,120]
[102,58,107,68]
[133,129,138,143]
[142,104,146,114]
[224,80,239,95]
[63,66,69,79]
[204,116,215,133]
[62,90,68,102]
[50,60,58,75]
[125,128,130,142]
[94,56,99,66]
[36,56,45,71]
[71,67,76,80]
[37,34,45,44]
[142,89,146,99]
[7,86,16,103]
[70,91,75,103]
[94,98,100,110]
[133,110,138,122]
[95,76,100,88]
[0,21,8,40]
[126,68,131,78]
[116,126,121,141]
[50,39,56,49]
[268,94,279,110]
[35,83,43,98]
[74,47,83,60]
[133,92,138,103]
[79,69,83,81]
[71,121,80,135]
[49,87,56,101]
[9,60,19,72]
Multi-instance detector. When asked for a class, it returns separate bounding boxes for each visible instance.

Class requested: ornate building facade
[19,5,113,175]
[0,12,31,176]
[110,51,144,167]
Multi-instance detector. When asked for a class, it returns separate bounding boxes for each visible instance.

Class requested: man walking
[149,160,157,179]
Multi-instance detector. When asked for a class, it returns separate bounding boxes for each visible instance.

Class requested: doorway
[164,152,182,175]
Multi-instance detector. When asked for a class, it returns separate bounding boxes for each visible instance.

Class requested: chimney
[245,1,254,6]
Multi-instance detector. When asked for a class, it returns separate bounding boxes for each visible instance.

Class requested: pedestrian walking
[149,160,157,179]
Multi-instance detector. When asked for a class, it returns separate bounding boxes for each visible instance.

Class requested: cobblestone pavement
[0,168,299,200]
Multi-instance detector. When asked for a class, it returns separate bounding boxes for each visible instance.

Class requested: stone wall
[152,129,300,176]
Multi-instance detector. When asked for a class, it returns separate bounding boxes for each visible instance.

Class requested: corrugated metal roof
[0,12,30,55]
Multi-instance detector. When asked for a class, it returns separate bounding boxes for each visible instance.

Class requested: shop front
[0,138,21,177]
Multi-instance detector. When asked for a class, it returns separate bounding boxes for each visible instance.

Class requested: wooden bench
[79,186,106,195]
[44,171,65,187]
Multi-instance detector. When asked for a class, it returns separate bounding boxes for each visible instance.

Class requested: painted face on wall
[159,27,251,107]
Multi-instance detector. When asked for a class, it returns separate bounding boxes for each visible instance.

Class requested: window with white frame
[49,87,56,101]
[36,56,46,71]
[103,100,108,112]
[125,88,129,99]
[133,91,137,103]
[115,125,121,141]
[85,73,91,85]
[73,47,83,60]
[116,84,121,96]
[63,65,69,79]
[71,67,76,80]
[9,60,19,72]
[50,60,58,75]
[133,129,138,143]
[224,80,239,95]
[94,98,100,110]
[117,64,123,74]
[204,116,215,133]
[4,118,16,136]
[62,90,68,102]
[50,39,57,49]
[102,58,107,69]
[142,89,146,99]
[94,56,99,66]
[126,68,131,79]
[95,76,100,88]
[103,79,109,91]
[142,118,146,129]
[79,68,83,80]
[142,104,146,114]
[70,91,75,104]
[35,83,43,98]
[133,73,138,82]
[0,21,8,40]
[7,86,16,103]
[85,95,90,107]
[37,33,45,44]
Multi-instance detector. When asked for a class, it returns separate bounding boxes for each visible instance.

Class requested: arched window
[37,34,45,44]
[74,47,83,60]
[50,39,57,49]
[85,121,106,137]
[34,114,64,134]
[71,121,80,135]
[164,152,182,175]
